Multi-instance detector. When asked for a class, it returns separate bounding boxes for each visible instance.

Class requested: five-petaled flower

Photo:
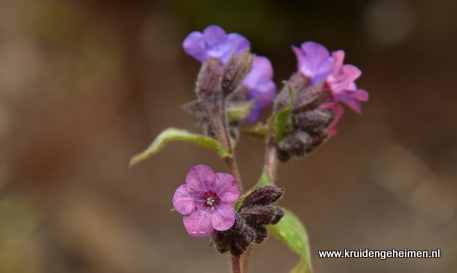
[173,165,240,237]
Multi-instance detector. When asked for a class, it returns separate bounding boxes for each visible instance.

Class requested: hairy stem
[240,248,252,273]
[231,256,241,273]
[201,99,242,184]
[265,135,278,179]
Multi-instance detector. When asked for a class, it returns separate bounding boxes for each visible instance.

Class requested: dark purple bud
[212,215,255,257]
[196,57,223,99]
[240,205,284,226]
[253,225,268,244]
[228,225,255,257]
[277,130,329,162]
[240,186,284,209]
[221,49,254,97]
[293,88,330,114]
[294,108,335,130]
[212,228,231,253]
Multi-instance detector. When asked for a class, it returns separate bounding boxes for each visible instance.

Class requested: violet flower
[183,25,250,64]
[325,50,369,113]
[242,56,277,122]
[292,41,334,86]
[172,165,240,238]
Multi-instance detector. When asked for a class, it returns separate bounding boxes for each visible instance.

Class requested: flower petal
[211,203,236,231]
[214,172,240,202]
[182,31,207,62]
[243,56,274,87]
[293,42,334,85]
[172,184,196,215]
[183,209,213,237]
[185,164,215,193]
[203,25,227,48]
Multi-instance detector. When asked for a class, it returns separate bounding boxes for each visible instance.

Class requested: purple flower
[292,41,335,86]
[242,56,277,122]
[172,165,240,238]
[183,25,250,64]
[325,50,369,113]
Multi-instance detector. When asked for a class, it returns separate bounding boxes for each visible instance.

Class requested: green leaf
[227,100,256,121]
[289,258,311,273]
[234,171,274,210]
[129,128,231,167]
[269,84,295,143]
[242,122,269,139]
[268,208,312,273]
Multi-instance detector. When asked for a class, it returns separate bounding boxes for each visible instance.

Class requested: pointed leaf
[129,128,231,167]
[269,84,295,143]
[242,122,269,139]
[268,208,312,273]
[227,100,256,121]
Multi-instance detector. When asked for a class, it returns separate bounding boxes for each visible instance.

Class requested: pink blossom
[172,165,240,237]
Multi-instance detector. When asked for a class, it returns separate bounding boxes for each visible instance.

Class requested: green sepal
[227,100,256,122]
[268,208,312,273]
[235,171,274,210]
[129,128,231,167]
[269,84,295,143]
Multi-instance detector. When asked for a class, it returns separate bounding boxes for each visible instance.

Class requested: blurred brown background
[0,0,456,272]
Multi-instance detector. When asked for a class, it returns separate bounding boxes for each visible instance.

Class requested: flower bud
[196,57,223,99]
[240,186,284,208]
[221,49,254,97]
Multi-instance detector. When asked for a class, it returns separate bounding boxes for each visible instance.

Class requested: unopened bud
[240,186,284,209]
[196,57,223,99]
[221,49,254,97]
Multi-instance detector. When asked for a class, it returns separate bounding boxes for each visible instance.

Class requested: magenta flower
[183,25,250,64]
[242,56,277,122]
[172,165,240,238]
[325,50,369,113]
[292,41,335,86]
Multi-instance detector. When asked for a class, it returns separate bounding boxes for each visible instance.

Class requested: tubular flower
[242,56,277,122]
[172,165,240,238]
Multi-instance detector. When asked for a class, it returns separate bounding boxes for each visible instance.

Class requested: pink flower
[325,50,369,113]
[172,165,240,237]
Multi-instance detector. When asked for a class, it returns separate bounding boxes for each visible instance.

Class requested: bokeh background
[1,0,456,272]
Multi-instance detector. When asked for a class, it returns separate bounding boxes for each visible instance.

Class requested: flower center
[201,191,220,210]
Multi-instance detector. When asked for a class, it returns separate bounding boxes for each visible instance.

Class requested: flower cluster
[183,25,277,127]
[274,42,369,161]
[130,24,370,272]
[212,186,284,257]
[172,25,368,252]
